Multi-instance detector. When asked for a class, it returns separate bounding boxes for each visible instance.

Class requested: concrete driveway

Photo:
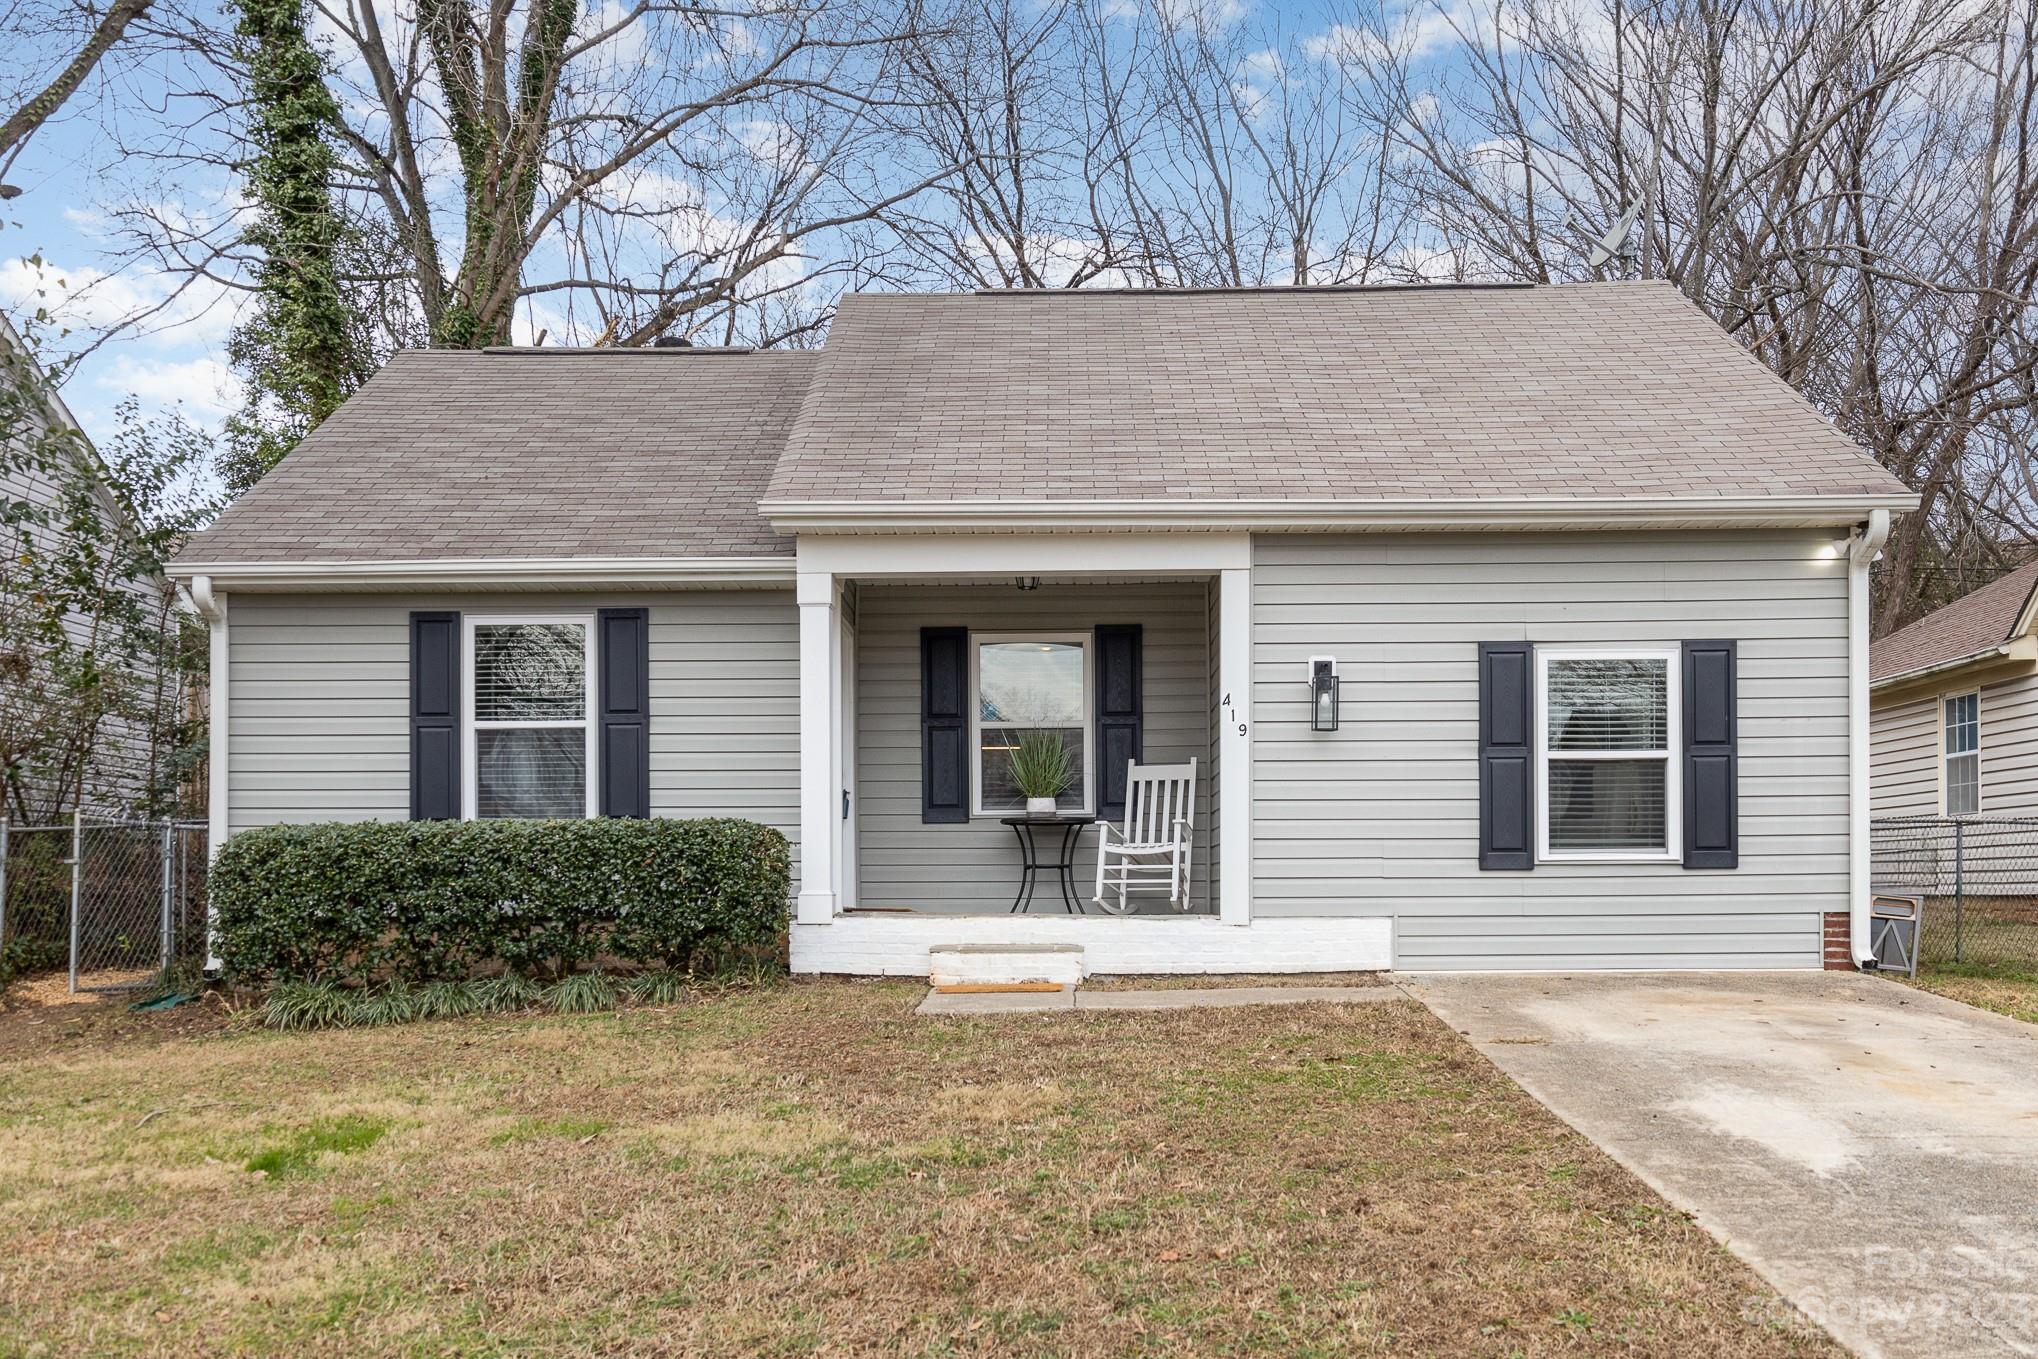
[1403,972,2038,1359]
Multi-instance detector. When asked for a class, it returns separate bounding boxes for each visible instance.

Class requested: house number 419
[1222,694,1247,737]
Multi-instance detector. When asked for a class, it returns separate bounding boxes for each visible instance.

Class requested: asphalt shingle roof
[176,281,1912,570]
[178,347,814,564]
[766,281,1908,505]
[1871,561,2038,684]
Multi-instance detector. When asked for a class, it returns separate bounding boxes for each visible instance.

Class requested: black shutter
[597,608,651,818]
[1478,641,1535,870]
[410,611,461,820]
[921,627,968,824]
[1682,639,1738,868]
[1096,624,1144,820]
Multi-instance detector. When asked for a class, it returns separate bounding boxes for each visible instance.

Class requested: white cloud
[1302,23,1387,66]
[1103,0,1249,32]
[732,118,814,179]
[95,355,243,425]
[0,255,241,349]
[1304,0,1537,68]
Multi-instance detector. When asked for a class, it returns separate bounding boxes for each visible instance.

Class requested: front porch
[847,576,1218,917]
[794,536,1251,924]
[785,533,1395,978]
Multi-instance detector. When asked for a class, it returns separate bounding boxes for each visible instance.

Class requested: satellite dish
[1586,202,1641,270]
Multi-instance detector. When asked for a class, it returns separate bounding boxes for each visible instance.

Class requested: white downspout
[1847,511,1890,969]
[181,574,227,971]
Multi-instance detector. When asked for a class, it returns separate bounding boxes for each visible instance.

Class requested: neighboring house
[167,281,1917,977]
[1870,562,2038,819]
[0,312,173,821]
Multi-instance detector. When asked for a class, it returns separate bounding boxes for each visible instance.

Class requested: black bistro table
[1000,814,1096,914]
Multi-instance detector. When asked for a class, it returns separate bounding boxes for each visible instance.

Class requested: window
[1536,647,1681,861]
[1944,691,1980,817]
[970,634,1092,815]
[464,616,597,819]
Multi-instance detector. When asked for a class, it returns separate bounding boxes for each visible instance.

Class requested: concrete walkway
[1404,971,2038,1359]
[916,984,1401,1016]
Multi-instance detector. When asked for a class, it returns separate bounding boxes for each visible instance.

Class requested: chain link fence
[1,817,208,993]
[1871,816,2038,972]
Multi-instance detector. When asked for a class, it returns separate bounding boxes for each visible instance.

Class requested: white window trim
[462,613,600,820]
[1534,644,1682,864]
[1940,687,1981,818]
[968,630,1095,818]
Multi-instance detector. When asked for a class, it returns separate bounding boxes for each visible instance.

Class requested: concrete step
[928,943,1085,990]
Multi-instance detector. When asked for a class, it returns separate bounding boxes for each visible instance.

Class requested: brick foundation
[1822,911,1856,970]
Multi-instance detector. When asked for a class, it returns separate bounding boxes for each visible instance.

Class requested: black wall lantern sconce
[1308,655,1339,731]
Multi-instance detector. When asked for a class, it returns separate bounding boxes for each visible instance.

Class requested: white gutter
[1848,510,1891,969]
[164,555,794,591]
[184,575,228,972]
[764,492,1920,535]
[1869,642,2024,694]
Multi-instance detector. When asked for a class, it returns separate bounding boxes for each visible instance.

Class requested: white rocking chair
[1092,759,1197,915]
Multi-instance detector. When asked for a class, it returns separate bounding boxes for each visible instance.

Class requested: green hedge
[212,818,790,985]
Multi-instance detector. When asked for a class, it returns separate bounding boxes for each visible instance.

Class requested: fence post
[1953,818,1965,965]
[67,810,82,995]
[159,821,175,976]
[0,816,9,953]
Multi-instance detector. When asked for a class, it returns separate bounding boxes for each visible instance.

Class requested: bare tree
[1338,0,2038,630]
[0,0,153,174]
[108,0,956,350]
[875,0,1404,289]
[870,0,1170,289]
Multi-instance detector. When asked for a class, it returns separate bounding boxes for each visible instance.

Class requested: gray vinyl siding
[225,591,799,847]
[853,582,1213,914]
[1874,666,2038,819]
[1870,690,1940,817]
[1977,671,2038,815]
[1250,531,1848,970]
[3,425,164,816]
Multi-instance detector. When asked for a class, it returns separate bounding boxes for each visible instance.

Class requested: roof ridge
[477,345,810,357]
[967,281,1542,297]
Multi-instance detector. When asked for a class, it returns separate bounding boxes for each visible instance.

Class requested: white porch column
[1218,566,1252,926]
[797,570,841,924]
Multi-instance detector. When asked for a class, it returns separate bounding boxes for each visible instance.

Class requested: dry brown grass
[0,978,1836,1358]
[1896,969,2038,1024]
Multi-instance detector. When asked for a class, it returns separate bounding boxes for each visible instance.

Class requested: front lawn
[0,981,1833,1357]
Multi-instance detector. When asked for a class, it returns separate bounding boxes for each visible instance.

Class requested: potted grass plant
[1008,728,1076,817]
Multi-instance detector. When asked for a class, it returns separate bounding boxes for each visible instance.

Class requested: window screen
[1544,655,1673,854]
[975,638,1089,814]
[1945,692,1979,817]
[470,621,591,819]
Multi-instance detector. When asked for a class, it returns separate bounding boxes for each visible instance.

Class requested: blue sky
[2,38,253,448]
[0,0,1400,449]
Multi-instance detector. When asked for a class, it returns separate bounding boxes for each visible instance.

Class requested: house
[1870,561,2038,818]
[1,312,181,821]
[167,281,1917,978]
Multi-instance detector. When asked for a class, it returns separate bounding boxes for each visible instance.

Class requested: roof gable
[1871,560,2038,685]
[174,282,1917,575]
[175,347,814,567]
[765,281,1910,512]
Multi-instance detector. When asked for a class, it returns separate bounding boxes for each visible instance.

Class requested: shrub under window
[211,817,790,985]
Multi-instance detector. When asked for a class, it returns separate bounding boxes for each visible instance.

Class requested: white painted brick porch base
[791,914,1395,977]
